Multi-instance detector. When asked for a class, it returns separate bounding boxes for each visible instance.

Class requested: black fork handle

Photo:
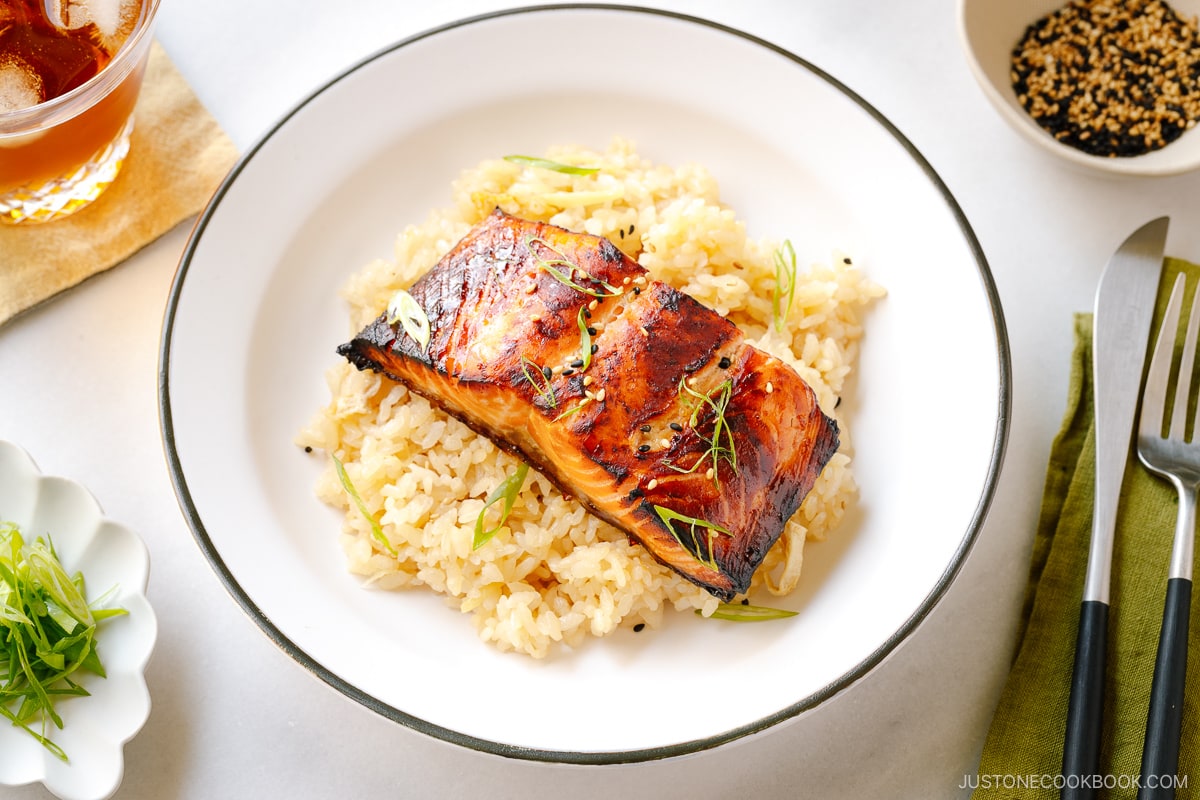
[1137,577,1191,800]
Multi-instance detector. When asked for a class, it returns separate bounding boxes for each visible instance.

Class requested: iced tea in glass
[0,0,160,224]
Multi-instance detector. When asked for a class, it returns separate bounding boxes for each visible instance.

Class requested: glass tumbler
[0,0,161,224]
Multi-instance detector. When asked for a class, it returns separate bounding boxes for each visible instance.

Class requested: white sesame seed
[659,438,671,449]
[647,479,659,490]
[705,467,715,480]
[766,382,774,394]
[595,389,606,402]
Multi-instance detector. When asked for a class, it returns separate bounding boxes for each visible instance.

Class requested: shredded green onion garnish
[698,603,799,622]
[772,239,797,333]
[0,521,127,762]
[331,455,395,555]
[670,378,738,486]
[520,356,557,409]
[473,463,530,550]
[576,307,593,371]
[553,397,590,422]
[502,155,600,175]
[387,288,432,353]
[526,236,622,298]
[651,505,730,571]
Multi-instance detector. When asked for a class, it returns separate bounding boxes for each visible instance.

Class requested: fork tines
[1141,273,1200,445]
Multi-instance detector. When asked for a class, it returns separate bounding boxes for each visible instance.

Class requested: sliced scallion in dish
[526,236,622,298]
[331,454,395,555]
[386,288,432,353]
[772,239,797,332]
[651,505,730,571]
[502,155,600,175]
[473,463,530,550]
[0,521,127,762]
[520,356,557,409]
[698,603,799,622]
[576,307,593,371]
[671,378,738,486]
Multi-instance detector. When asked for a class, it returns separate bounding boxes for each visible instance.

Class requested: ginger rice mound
[297,138,884,658]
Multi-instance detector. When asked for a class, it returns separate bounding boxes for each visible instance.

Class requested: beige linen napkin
[0,41,238,325]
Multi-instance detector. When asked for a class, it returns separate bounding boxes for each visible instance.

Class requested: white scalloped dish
[0,440,156,800]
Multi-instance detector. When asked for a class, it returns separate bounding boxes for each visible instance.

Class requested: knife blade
[1062,216,1169,799]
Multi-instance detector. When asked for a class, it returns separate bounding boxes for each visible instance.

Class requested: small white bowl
[0,441,156,800]
[958,0,1200,176]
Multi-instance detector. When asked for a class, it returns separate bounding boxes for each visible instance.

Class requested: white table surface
[5,1,1200,798]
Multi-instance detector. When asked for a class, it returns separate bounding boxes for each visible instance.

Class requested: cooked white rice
[296,137,884,658]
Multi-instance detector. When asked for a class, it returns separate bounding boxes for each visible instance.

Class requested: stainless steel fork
[1134,272,1198,800]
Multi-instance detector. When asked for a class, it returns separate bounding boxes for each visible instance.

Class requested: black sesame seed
[304,445,313,453]
[628,224,635,234]
[633,623,645,632]
[640,425,651,433]
[586,326,597,336]
[718,356,731,369]
[669,422,683,432]
[562,369,575,377]
[632,287,640,295]
[638,444,651,453]
[542,366,552,380]
[590,344,599,354]
[584,309,592,318]
[740,598,750,605]
[570,359,585,369]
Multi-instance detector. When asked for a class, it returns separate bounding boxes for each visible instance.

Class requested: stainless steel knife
[1062,216,1169,799]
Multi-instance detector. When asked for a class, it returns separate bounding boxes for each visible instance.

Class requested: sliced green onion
[386,289,431,353]
[674,378,738,486]
[473,463,530,550]
[520,356,557,409]
[552,397,590,422]
[0,522,126,762]
[503,155,600,175]
[576,307,593,371]
[331,454,395,555]
[526,236,622,298]
[698,603,799,622]
[651,505,730,571]
[772,239,797,333]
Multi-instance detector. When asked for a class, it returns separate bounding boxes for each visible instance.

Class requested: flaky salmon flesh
[338,209,839,601]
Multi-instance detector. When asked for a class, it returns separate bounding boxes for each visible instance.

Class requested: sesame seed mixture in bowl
[296,138,884,659]
[959,0,1200,175]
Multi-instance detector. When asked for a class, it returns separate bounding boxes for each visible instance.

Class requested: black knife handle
[1062,600,1108,800]
[1137,578,1191,800]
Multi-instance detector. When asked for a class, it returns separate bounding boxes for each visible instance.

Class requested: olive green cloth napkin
[0,41,238,326]
[972,257,1200,798]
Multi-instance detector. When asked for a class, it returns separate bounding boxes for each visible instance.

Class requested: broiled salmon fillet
[338,209,839,601]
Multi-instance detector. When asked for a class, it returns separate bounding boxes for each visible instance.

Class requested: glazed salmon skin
[338,209,839,601]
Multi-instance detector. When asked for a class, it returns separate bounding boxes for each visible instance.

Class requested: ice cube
[45,0,141,51]
[92,0,141,53]
[0,56,44,113]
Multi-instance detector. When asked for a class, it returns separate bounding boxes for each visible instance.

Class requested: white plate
[159,5,1009,762]
[0,441,156,800]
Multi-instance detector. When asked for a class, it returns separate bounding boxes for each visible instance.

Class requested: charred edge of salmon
[336,210,843,601]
